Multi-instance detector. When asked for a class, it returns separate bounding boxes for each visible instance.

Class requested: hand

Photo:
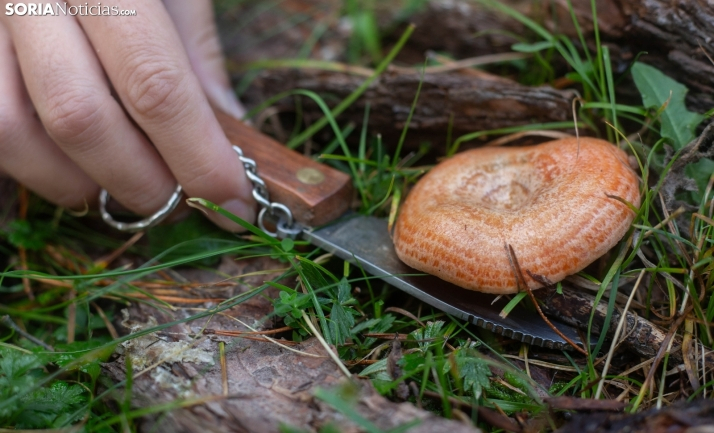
[0,0,255,231]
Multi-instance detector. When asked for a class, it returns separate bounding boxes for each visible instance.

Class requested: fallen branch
[534,284,714,368]
[243,68,574,150]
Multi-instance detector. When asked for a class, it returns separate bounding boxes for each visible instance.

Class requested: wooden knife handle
[214,111,353,227]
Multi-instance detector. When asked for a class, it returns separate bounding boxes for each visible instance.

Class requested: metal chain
[231,145,302,239]
[100,144,300,238]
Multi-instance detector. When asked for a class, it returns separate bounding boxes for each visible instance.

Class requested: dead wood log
[555,398,714,433]
[216,0,342,65]
[534,284,714,369]
[101,257,481,433]
[243,68,574,149]
[401,0,714,114]
[103,324,479,433]
[216,0,527,65]
[219,0,714,114]
[554,0,714,113]
[661,122,714,211]
[389,1,528,61]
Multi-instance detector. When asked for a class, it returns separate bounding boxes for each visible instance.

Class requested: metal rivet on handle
[296,167,325,185]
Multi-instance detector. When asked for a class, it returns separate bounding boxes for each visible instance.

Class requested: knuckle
[43,85,105,148]
[122,53,187,120]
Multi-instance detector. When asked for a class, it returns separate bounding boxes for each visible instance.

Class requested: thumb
[164,0,246,120]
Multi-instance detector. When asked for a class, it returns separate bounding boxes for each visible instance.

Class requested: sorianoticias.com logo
[5,3,137,16]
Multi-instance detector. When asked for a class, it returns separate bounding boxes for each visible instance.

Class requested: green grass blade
[602,46,619,139]
[359,103,371,175]
[286,24,415,148]
[449,121,581,156]
[392,65,426,170]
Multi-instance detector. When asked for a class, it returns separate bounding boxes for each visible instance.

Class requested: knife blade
[215,111,583,350]
[305,215,583,349]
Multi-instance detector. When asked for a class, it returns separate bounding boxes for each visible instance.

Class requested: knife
[215,111,584,350]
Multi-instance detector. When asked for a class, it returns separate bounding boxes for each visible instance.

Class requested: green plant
[2,0,714,431]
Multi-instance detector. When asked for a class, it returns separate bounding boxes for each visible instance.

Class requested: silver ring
[99,184,183,232]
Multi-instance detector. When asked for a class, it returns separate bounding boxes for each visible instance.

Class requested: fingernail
[222,89,247,120]
[206,198,256,232]
[203,78,247,120]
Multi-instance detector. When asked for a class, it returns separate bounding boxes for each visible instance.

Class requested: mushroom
[393,137,640,294]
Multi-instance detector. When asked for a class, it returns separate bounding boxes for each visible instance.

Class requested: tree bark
[556,399,714,433]
[534,284,714,369]
[100,257,481,433]
[220,0,714,114]
[243,68,575,150]
[561,0,714,113]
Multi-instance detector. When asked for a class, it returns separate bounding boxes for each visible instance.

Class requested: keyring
[99,184,183,232]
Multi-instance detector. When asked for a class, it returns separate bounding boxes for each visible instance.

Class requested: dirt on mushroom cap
[393,137,641,294]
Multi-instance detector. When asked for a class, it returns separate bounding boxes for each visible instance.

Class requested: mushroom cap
[393,137,640,294]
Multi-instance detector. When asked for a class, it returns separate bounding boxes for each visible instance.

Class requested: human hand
[0,0,255,231]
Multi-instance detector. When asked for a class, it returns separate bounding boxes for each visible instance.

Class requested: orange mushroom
[393,137,640,294]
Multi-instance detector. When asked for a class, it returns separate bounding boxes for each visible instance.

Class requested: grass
[1,0,713,431]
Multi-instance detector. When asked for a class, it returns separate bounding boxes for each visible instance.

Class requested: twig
[682,319,701,392]
[92,302,119,339]
[301,310,352,378]
[383,307,425,327]
[409,382,422,409]
[208,333,300,346]
[184,308,325,359]
[526,280,588,355]
[595,269,645,399]
[391,52,530,74]
[125,294,227,304]
[95,231,145,269]
[67,289,76,344]
[631,312,688,411]
[484,130,573,147]
[344,359,380,366]
[520,344,531,379]
[504,244,587,355]
[501,354,579,372]
[219,341,228,396]
[244,52,530,77]
[1,315,54,351]
[204,326,292,336]
[17,185,34,300]
[360,333,413,340]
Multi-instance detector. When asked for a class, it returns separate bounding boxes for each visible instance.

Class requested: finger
[0,21,97,209]
[164,0,246,119]
[2,10,179,216]
[72,0,255,228]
